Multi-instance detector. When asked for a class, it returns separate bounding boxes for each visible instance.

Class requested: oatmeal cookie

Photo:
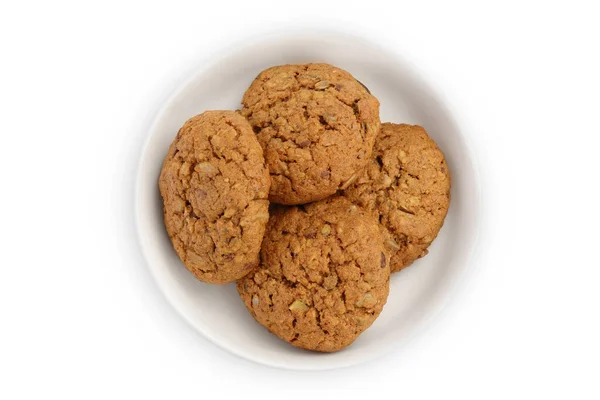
[343,123,451,272]
[237,197,389,352]
[241,63,380,204]
[159,111,270,284]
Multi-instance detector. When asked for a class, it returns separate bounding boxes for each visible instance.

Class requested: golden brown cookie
[237,197,390,352]
[343,123,451,273]
[158,111,271,284]
[241,63,380,205]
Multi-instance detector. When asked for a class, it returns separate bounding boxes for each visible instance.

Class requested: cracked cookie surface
[343,123,451,273]
[159,111,270,284]
[241,63,380,205]
[237,197,390,352]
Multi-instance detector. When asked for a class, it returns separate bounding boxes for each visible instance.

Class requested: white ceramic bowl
[135,31,480,370]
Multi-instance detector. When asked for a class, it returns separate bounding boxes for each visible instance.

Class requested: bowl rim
[134,26,483,371]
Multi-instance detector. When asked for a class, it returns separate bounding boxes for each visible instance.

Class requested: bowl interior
[136,32,479,370]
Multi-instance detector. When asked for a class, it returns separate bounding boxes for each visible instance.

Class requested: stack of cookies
[159,63,450,352]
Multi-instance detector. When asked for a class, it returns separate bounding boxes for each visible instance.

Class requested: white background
[1,1,599,399]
